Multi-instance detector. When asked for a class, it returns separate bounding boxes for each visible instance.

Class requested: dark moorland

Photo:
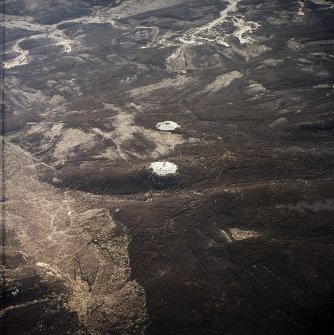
[1,0,334,334]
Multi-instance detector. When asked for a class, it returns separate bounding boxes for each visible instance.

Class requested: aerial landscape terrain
[1,0,334,334]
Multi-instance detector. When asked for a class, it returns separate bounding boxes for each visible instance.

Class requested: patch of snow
[298,0,305,16]
[150,161,178,176]
[11,288,19,297]
[156,121,180,131]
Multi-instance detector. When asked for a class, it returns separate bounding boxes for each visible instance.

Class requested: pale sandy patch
[54,128,95,159]
[205,71,243,93]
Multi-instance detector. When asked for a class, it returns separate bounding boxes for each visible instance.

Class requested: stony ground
[1,0,334,334]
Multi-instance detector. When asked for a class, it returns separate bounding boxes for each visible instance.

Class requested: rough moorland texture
[1,0,334,334]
